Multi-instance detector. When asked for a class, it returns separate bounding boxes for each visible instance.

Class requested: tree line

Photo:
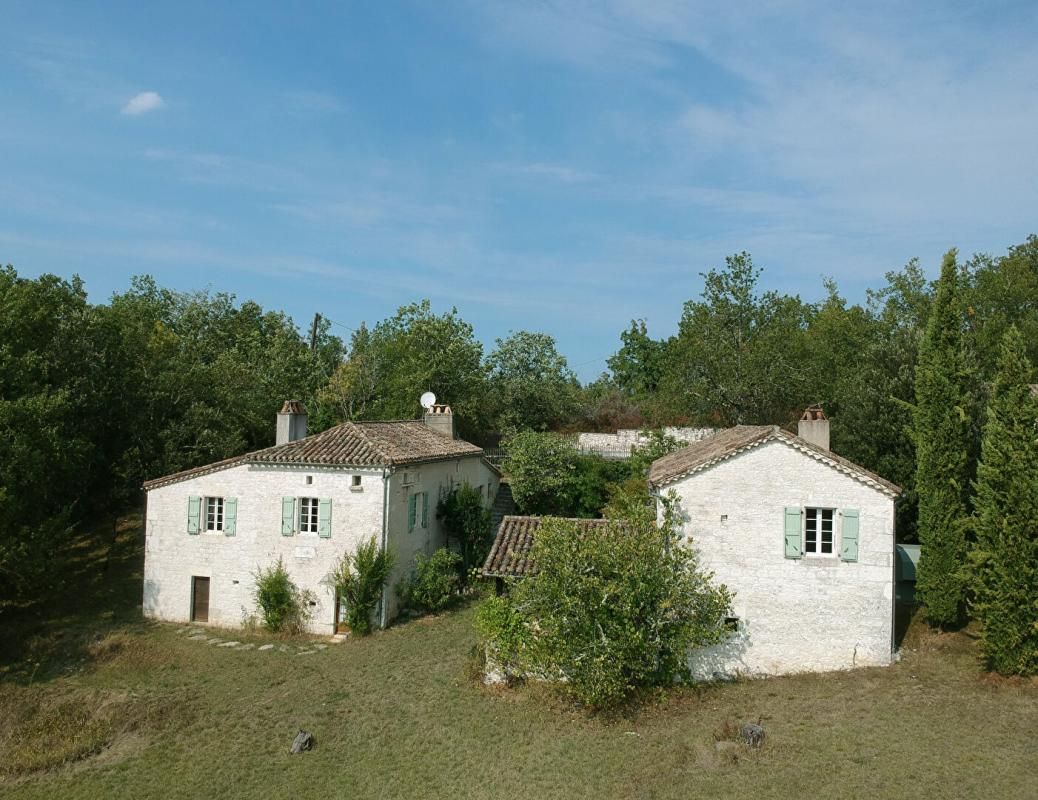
[2,236,1036,673]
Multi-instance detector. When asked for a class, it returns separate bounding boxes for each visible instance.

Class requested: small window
[804,508,835,556]
[402,471,415,486]
[720,514,728,525]
[205,497,224,532]
[299,497,320,534]
[306,475,313,485]
[351,475,362,489]
[723,616,740,632]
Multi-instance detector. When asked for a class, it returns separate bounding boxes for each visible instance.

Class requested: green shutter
[840,509,860,562]
[422,492,429,528]
[318,498,332,538]
[187,496,201,534]
[224,497,237,536]
[281,497,296,536]
[784,507,802,559]
[408,494,417,532]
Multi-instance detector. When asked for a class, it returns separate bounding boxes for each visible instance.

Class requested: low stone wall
[576,427,717,458]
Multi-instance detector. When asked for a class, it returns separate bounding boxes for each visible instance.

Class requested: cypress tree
[970,326,1038,674]
[914,249,973,626]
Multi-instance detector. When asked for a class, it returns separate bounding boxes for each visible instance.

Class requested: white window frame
[299,496,320,535]
[204,496,224,532]
[803,507,837,557]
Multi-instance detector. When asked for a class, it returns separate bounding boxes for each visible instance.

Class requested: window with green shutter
[281,497,296,536]
[783,507,802,558]
[187,496,202,535]
[408,494,417,532]
[318,498,332,538]
[223,497,237,536]
[840,509,860,562]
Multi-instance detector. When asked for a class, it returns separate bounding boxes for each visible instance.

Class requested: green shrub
[253,557,312,633]
[398,548,463,614]
[475,496,733,710]
[327,536,396,636]
[504,431,627,517]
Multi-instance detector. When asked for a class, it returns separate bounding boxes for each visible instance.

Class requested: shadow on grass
[0,512,147,685]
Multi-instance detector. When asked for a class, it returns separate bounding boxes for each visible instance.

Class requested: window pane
[821,509,833,552]
[805,508,817,552]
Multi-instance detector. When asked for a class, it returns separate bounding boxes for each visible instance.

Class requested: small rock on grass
[218,641,240,648]
[297,649,316,656]
[314,644,327,651]
[258,644,275,651]
[290,730,315,754]
[238,643,255,651]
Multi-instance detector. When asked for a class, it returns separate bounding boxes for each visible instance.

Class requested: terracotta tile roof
[144,420,482,490]
[482,515,616,578]
[648,425,901,497]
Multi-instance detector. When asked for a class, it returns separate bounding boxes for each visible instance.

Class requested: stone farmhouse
[648,409,900,677]
[143,401,499,634]
[483,408,900,678]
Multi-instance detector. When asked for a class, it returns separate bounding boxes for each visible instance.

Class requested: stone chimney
[276,400,308,445]
[798,405,830,451]
[423,403,455,439]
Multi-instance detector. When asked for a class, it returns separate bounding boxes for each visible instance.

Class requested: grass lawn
[1,517,1036,800]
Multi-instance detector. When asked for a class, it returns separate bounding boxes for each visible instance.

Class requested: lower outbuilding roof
[482,515,616,579]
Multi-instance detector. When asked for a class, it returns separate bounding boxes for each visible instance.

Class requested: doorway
[191,576,210,623]
[335,590,348,634]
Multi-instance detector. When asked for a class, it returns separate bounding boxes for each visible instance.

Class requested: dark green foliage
[475,501,733,710]
[969,327,1038,674]
[436,483,492,580]
[253,557,311,633]
[914,250,974,627]
[0,268,127,601]
[486,330,580,433]
[319,301,488,440]
[397,548,463,614]
[504,431,627,517]
[662,252,814,426]
[327,536,396,635]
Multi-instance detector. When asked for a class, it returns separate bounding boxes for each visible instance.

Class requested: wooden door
[191,576,210,623]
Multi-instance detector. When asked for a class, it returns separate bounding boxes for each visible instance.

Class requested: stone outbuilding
[648,409,901,678]
[143,401,499,634]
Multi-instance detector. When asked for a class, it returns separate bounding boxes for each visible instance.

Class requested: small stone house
[143,401,499,634]
[648,409,901,677]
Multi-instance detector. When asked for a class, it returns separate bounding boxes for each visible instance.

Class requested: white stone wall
[578,427,716,456]
[383,458,499,621]
[662,438,895,678]
[144,456,500,634]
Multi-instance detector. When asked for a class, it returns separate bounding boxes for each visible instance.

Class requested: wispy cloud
[493,162,599,184]
[121,91,164,116]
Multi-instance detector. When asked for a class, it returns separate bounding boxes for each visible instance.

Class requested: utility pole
[308,312,321,353]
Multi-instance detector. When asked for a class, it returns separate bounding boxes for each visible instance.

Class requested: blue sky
[2,1,1037,380]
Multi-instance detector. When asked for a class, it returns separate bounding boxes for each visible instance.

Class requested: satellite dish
[420,391,437,410]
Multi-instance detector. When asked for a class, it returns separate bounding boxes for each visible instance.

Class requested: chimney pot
[797,404,830,451]
[277,399,308,445]
[423,403,455,439]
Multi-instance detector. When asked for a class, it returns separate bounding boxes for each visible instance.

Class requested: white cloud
[121,91,164,116]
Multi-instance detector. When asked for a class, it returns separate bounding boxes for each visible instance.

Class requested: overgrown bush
[475,497,733,710]
[253,557,312,633]
[437,483,492,580]
[327,536,396,635]
[504,431,627,517]
[397,548,463,614]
